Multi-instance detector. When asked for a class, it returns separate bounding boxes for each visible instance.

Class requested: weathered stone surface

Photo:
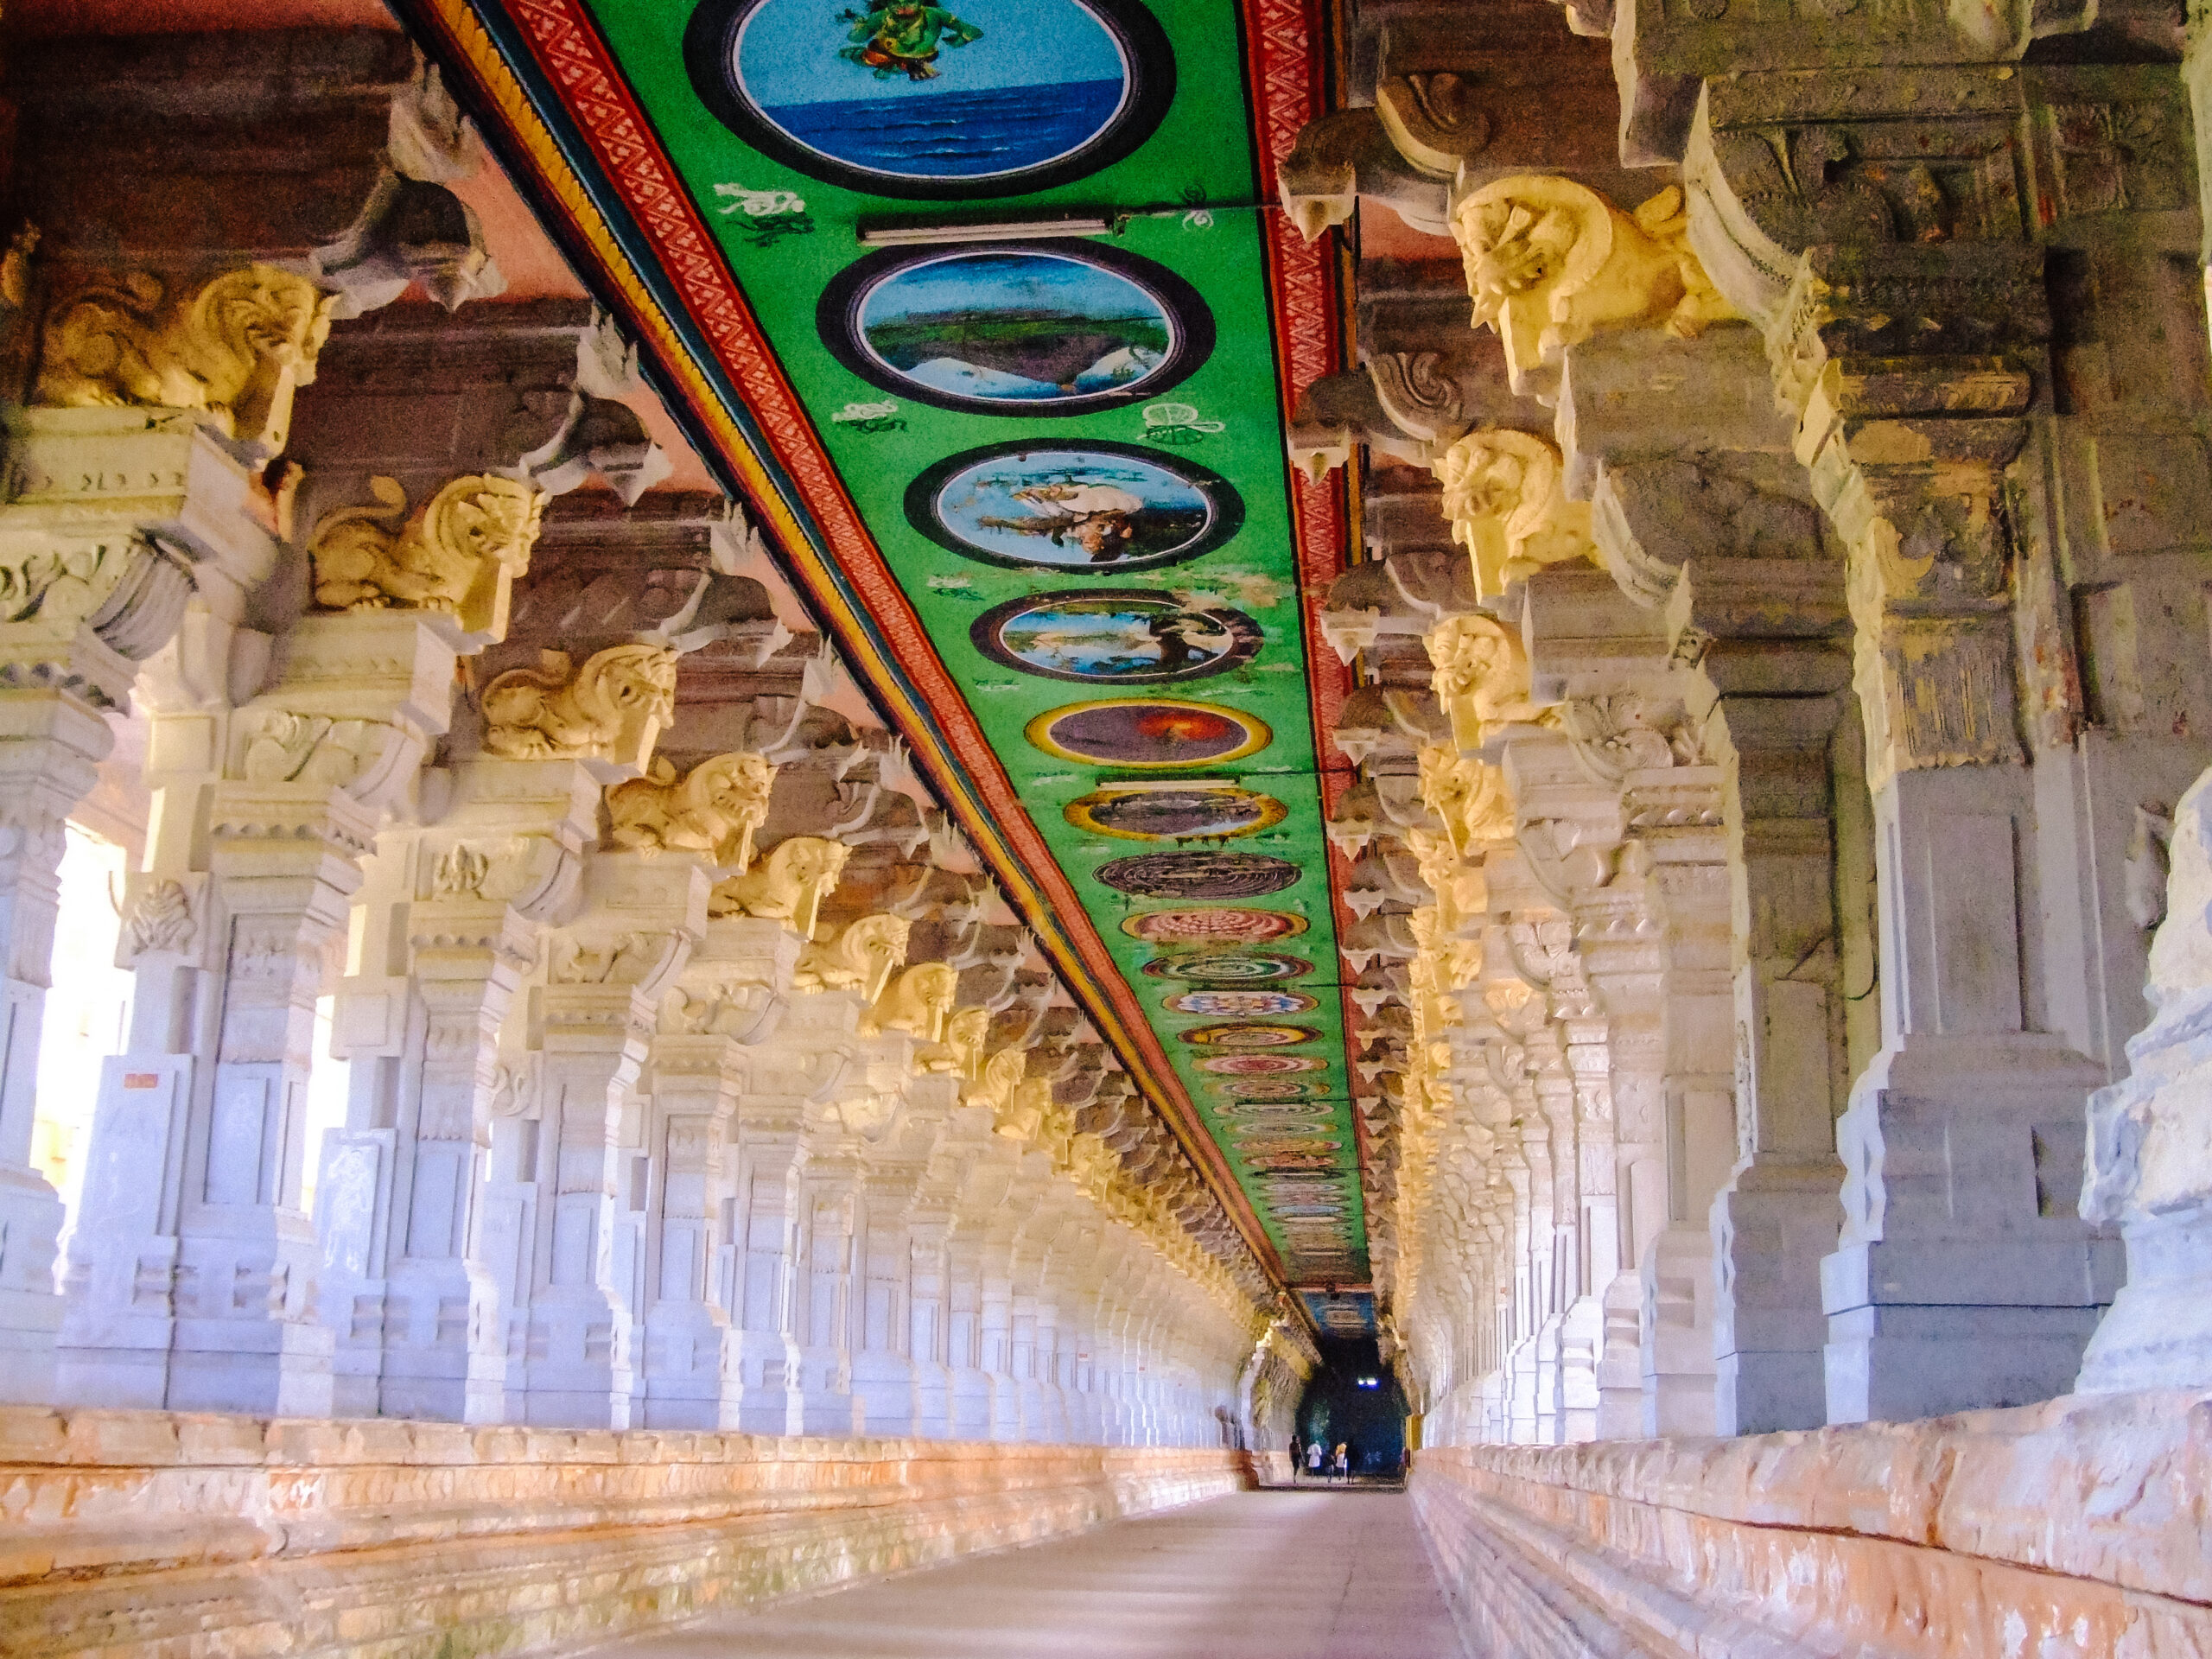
[1414,1389,2212,1656]
[0,1406,1250,1659]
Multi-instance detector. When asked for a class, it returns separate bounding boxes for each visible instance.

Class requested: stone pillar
[795,1153,862,1435]
[1642,850,1733,1436]
[64,611,459,1414]
[328,755,594,1421]
[906,1204,952,1437]
[518,855,704,1428]
[1705,690,1853,1433]
[1770,249,2120,1421]
[2078,765,2212,1390]
[0,695,111,1402]
[945,1221,990,1439]
[728,1086,805,1435]
[638,1033,741,1428]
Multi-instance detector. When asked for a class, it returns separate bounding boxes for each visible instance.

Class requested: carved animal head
[574,644,678,768]
[827,912,912,1006]
[183,265,337,446]
[712,834,852,934]
[862,960,958,1042]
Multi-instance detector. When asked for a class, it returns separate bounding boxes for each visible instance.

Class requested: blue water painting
[762,82,1127,181]
[734,0,1131,183]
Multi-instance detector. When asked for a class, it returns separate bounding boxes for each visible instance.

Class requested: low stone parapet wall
[0,1408,1249,1659]
[1411,1389,2212,1657]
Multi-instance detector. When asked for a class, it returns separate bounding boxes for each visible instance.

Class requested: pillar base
[1823,1302,2110,1424]
[1712,1157,1842,1434]
[166,1318,335,1419]
[0,1166,61,1405]
[1821,1036,2120,1422]
[1639,1224,1717,1437]
[2075,1207,2212,1394]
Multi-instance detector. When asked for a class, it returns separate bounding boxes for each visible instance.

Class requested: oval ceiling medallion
[1097,852,1300,900]
[1213,1077,1331,1099]
[1122,909,1307,945]
[970,588,1261,683]
[686,0,1173,199]
[1027,698,1268,769]
[1065,783,1286,842]
[821,244,1210,415]
[1179,1024,1321,1048]
[913,445,1244,575]
[1193,1052,1327,1075]
[1163,988,1319,1016]
[1143,952,1314,984]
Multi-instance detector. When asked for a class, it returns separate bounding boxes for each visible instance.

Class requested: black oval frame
[684,0,1175,201]
[822,241,1213,417]
[969,588,1260,684]
[908,440,1242,573]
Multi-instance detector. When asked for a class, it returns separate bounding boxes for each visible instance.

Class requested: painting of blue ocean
[734,0,1132,185]
[762,79,1126,180]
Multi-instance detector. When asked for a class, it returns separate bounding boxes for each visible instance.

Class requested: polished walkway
[588,1490,1466,1659]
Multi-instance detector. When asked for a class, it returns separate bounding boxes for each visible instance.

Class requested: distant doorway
[1291,1338,1408,1483]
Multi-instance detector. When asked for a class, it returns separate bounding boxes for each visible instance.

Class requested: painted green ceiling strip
[419,0,1370,1285]
[411,0,1297,1285]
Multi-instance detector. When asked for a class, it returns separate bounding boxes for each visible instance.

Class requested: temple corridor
[572,1491,1462,1659]
[3,0,2211,1651]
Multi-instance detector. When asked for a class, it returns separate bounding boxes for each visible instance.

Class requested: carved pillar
[1703,690,1853,1433]
[796,1150,862,1435]
[0,696,109,1402]
[520,855,703,1428]
[2078,765,2212,1391]
[728,1085,805,1435]
[638,1033,741,1429]
[1676,54,2209,1422]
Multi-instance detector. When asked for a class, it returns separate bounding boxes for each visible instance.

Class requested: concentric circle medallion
[1193,1053,1326,1075]
[1142,952,1313,982]
[1123,909,1306,945]
[1162,988,1318,1017]
[1179,1023,1320,1048]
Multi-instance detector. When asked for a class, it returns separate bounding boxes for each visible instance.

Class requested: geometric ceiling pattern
[410,0,1368,1297]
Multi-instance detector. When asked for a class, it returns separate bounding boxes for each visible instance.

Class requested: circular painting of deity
[1163,988,1319,1017]
[1122,909,1306,946]
[911,444,1243,574]
[1179,1024,1321,1048]
[1214,1078,1331,1100]
[971,589,1261,683]
[1193,1052,1326,1075]
[686,0,1173,199]
[821,245,1210,415]
[1065,784,1286,842]
[1143,952,1314,984]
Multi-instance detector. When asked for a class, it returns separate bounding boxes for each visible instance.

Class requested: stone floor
[581,1490,1468,1659]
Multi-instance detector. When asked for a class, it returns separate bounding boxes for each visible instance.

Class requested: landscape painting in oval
[686,0,1173,198]
[912,443,1242,572]
[972,590,1260,683]
[823,245,1211,414]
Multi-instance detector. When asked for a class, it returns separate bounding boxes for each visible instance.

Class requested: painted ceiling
[416,0,1369,1305]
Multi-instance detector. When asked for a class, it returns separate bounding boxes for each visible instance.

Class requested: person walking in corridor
[1333,1442,1349,1483]
[1305,1440,1323,1479]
